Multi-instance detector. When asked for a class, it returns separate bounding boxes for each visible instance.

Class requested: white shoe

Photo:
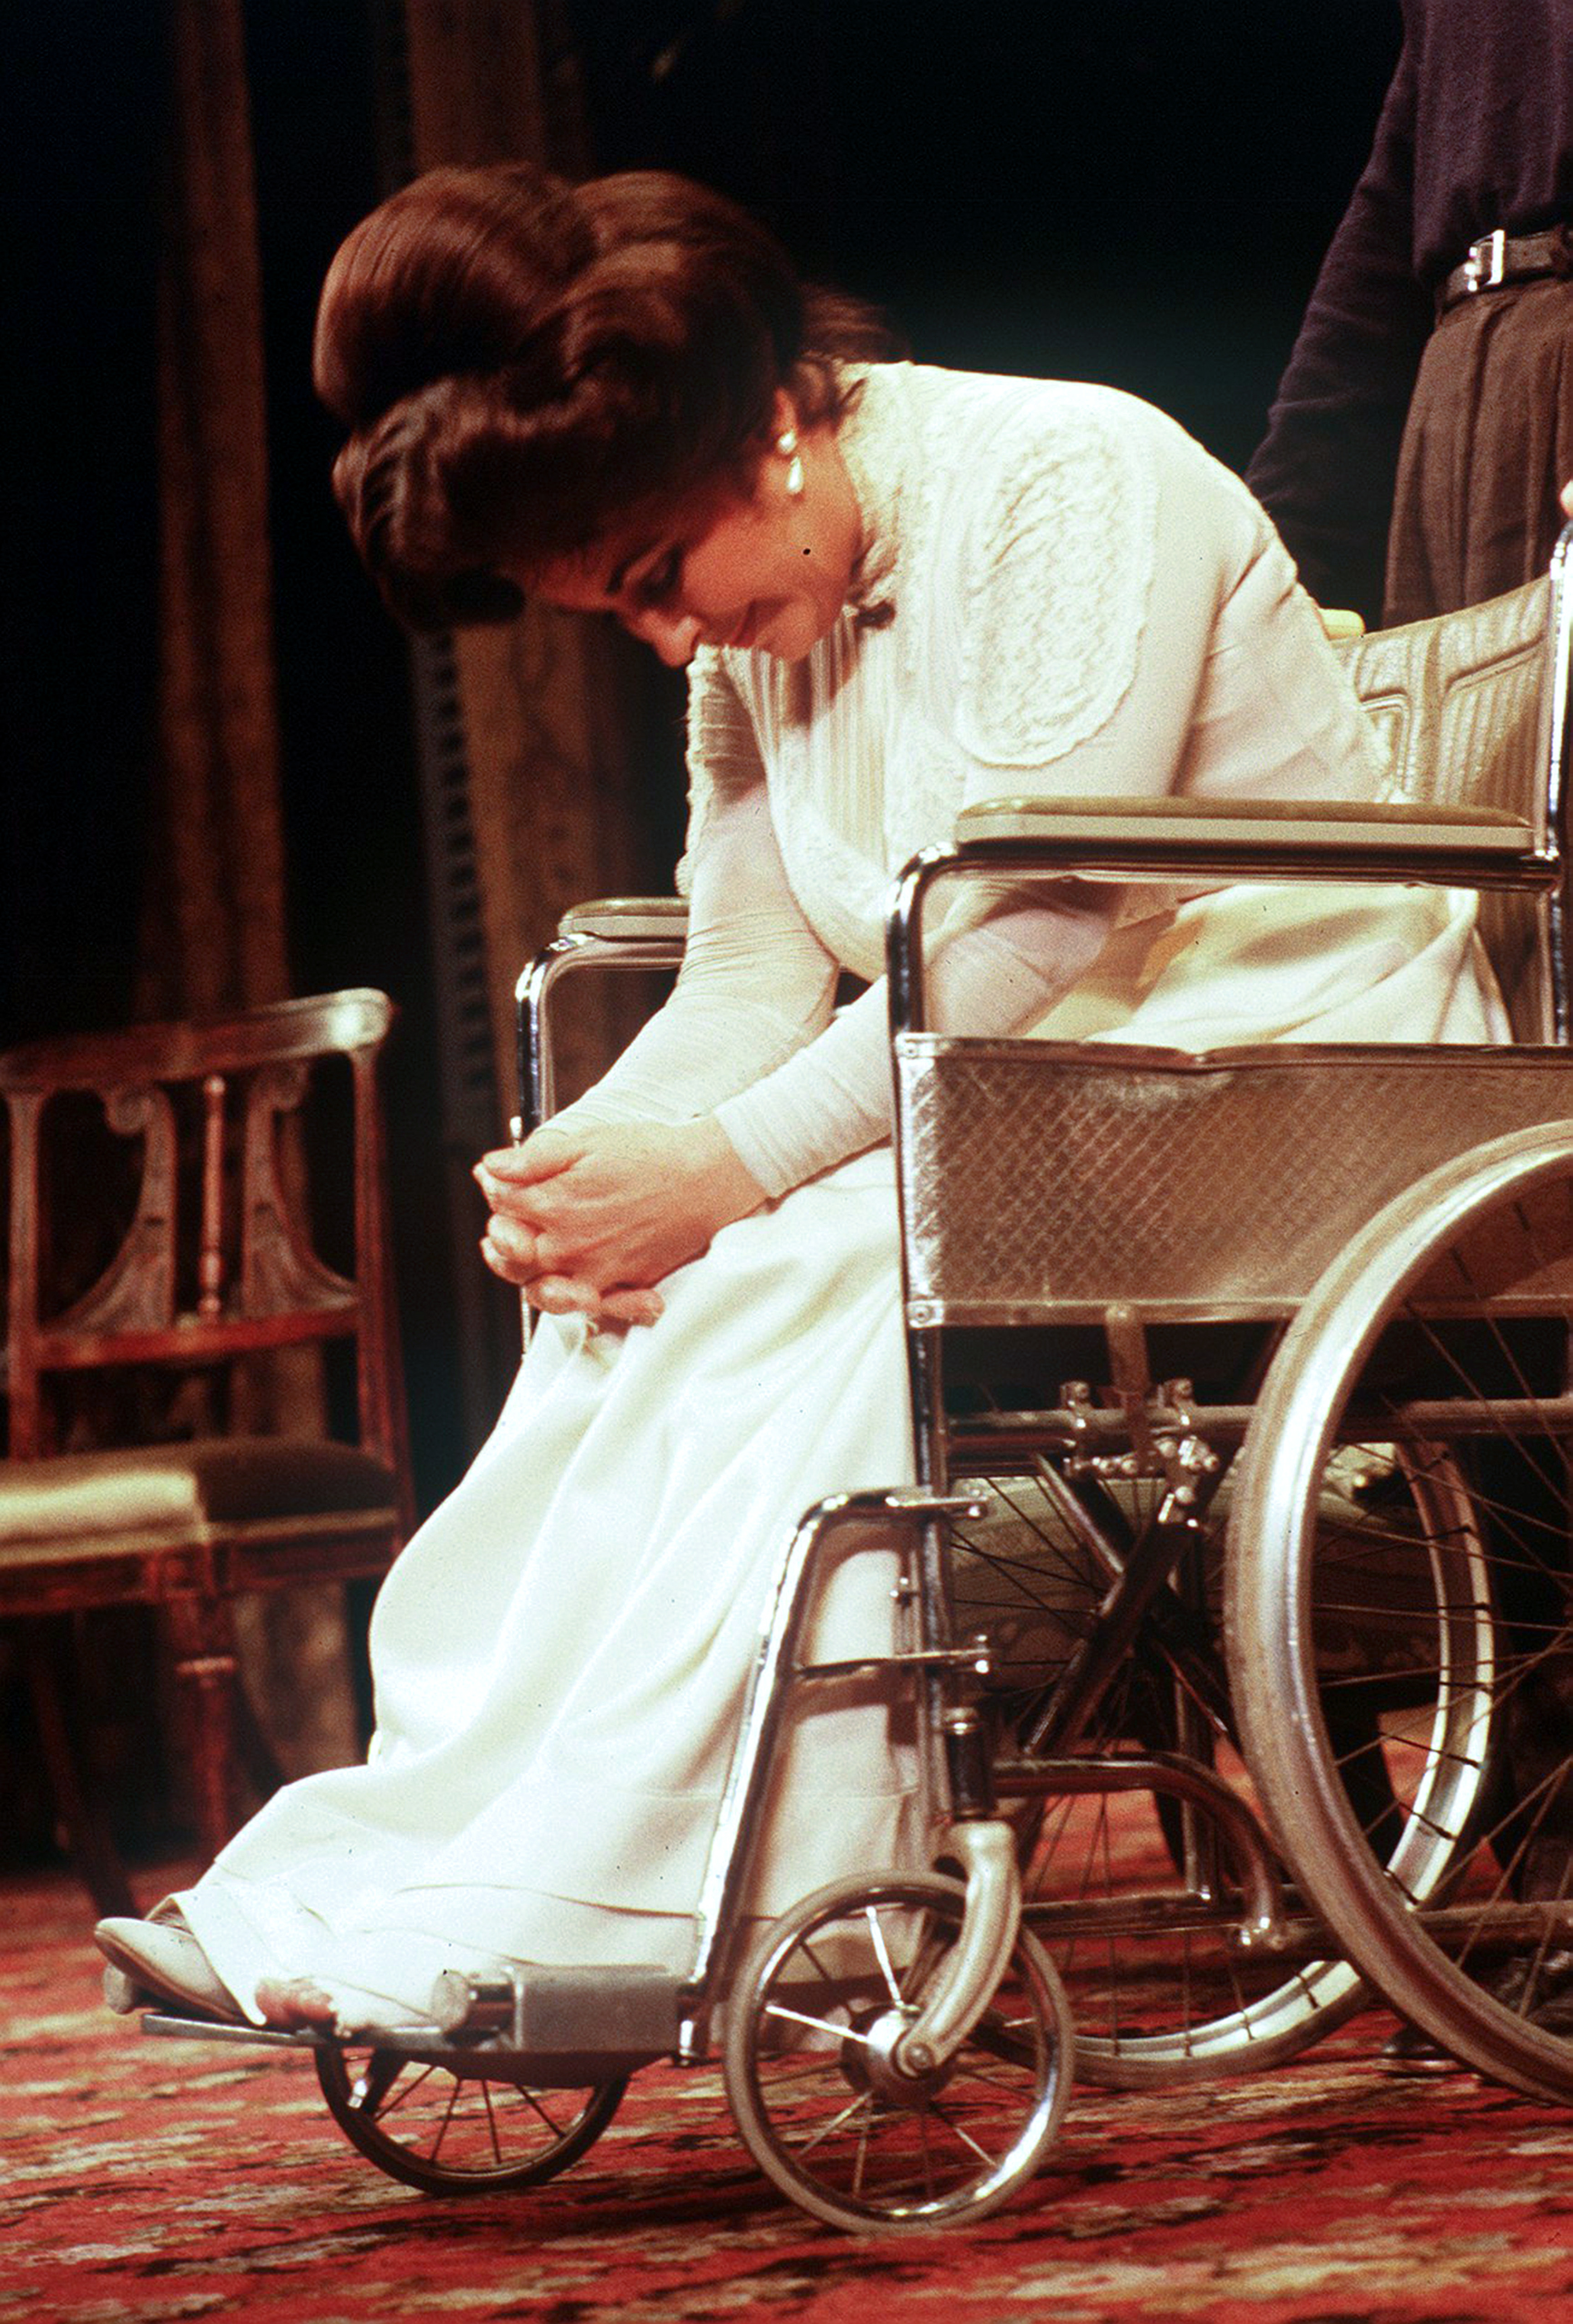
[94,1903,242,2021]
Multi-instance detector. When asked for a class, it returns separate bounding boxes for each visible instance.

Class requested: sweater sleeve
[1244,27,1435,618]
[556,648,1116,1193]
[712,887,1117,1193]
[547,656,840,1137]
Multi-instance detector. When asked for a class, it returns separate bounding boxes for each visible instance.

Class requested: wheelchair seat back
[1334,572,1557,1040]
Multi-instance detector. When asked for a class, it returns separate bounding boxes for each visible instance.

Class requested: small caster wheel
[723,1871,1073,2232]
[316,2044,625,2195]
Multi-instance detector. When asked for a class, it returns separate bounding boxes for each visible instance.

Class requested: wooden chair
[0,988,411,1912]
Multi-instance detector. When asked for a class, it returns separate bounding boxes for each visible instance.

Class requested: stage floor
[8,1860,1573,2323]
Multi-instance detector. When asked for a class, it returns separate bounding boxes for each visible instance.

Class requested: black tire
[316,2043,625,2195]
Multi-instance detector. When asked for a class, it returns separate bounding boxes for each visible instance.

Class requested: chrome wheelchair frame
[139,536,1573,2232]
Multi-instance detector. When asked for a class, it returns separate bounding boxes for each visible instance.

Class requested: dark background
[5,0,1403,1505]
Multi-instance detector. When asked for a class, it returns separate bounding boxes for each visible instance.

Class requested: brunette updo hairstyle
[313,163,896,631]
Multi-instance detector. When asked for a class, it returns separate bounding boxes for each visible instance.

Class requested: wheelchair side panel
[897,1038,1573,1324]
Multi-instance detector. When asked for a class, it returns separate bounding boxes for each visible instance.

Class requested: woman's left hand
[474,1116,768,1322]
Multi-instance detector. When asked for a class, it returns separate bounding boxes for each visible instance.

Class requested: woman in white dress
[96,162,1505,2033]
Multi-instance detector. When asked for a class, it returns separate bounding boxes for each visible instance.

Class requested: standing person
[95,163,1505,2035]
[1247,0,1573,626]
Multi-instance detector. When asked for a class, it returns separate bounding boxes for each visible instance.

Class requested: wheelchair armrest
[516,898,688,1140]
[557,895,691,943]
[955,793,1542,874]
[888,796,1557,1034]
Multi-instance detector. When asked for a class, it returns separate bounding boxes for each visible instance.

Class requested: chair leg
[163,1594,243,1861]
[20,1619,138,1919]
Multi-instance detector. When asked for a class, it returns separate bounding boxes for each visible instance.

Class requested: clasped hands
[475,1115,769,1327]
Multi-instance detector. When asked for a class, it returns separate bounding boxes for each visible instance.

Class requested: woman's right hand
[474,1114,767,1327]
[478,1122,665,1325]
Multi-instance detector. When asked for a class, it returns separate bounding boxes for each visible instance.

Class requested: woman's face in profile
[528,423,859,668]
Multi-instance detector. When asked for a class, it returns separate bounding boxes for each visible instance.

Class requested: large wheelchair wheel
[948,1462,1429,2083]
[1229,1124,1573,2104]
[723,1872,1073,2233]
[316,2044,625,2194]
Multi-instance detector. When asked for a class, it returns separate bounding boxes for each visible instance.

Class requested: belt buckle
[1462,228,1508,292]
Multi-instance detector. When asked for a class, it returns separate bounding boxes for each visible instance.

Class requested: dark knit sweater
[1245,0,1573,611]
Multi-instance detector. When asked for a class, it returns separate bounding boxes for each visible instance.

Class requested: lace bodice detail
[683,363,1162,979]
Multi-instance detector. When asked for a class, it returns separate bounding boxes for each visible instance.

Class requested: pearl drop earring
[777,426,805,498]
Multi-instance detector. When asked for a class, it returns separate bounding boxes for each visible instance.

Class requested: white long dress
[181,363,1505,2029]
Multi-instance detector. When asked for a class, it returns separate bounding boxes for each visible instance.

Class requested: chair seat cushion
[0,1437,397,1561]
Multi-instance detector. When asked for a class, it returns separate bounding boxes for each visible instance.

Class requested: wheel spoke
[426,2075,463,2162]
[917,2109,936,2200]
[864,1905,906,2010]
[373,2060,437,2117]
[849,2099,877,2196]
[479,2078,504,2166]
[518,2087,571,2138]
[926,2099,1000,2169]
[764,1999,879,2049]
[791,2088,879,2162]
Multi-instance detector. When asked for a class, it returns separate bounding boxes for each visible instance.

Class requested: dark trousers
[1385,275,1573,626]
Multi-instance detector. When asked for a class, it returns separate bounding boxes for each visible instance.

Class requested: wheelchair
[140,534,1573,2233]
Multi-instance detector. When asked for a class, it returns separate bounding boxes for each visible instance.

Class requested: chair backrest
[1334,566,1567,1039]
[0,989,406,1494]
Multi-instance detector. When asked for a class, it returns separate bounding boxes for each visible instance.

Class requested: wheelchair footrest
[431,1962,684,2060]
[139,1967,688,2078]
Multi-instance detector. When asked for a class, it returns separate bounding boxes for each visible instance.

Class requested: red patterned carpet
[9,1864,1573,2322]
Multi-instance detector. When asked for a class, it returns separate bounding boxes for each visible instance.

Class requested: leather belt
[1438,226,1573,312]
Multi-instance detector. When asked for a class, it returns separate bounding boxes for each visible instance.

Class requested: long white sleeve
[549,781,839,1135]
[548,662,839,1137]
[713,886,1116,1192]
[558,845,1117,1193]
[555,643,1120,1188]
